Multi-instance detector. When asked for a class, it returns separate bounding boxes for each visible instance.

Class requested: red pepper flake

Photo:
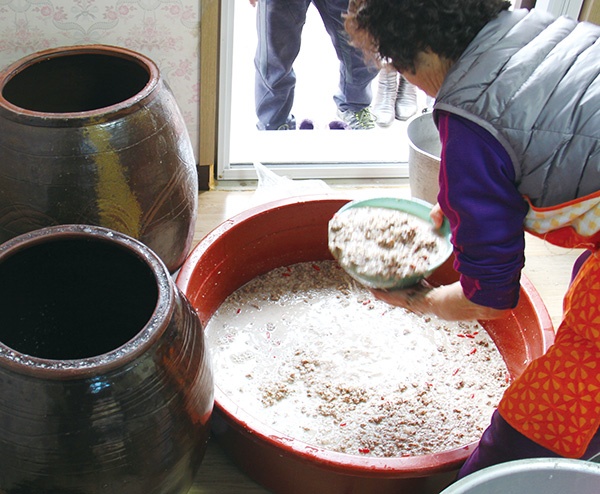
[339,423,347,427]
[469,348,477,355]
[465,334,475,339]
[286,266,292,271]
[472,331,479,335]
[362,299,371,305]
[456,334,465,338]
[358,448,370,454]
[236,308,241,314]
[312,264,321,271]
[470,393,475,399]
[282,272,292,277]
[452,368,460,376]
[266,332,271,339]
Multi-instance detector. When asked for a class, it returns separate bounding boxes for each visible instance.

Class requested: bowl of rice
[328,197,453,289]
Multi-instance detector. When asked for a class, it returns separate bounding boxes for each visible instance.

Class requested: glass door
[217,2,428,182]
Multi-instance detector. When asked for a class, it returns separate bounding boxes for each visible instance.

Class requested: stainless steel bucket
[440,458,600,494]
[407,111,441,205]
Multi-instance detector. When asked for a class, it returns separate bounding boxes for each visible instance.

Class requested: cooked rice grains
[206,261,508,458]
[328,207,446,285]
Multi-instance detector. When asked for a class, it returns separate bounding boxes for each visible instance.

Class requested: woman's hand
[371,280,434,316]
[371,281,511,321]
[430,202,445,229]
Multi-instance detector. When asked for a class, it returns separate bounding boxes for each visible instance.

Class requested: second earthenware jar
[0,224,214,494]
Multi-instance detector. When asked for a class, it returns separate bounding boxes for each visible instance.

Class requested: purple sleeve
[435,111,528,310]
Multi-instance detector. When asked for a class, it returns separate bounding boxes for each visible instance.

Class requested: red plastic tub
[177,196,554,494]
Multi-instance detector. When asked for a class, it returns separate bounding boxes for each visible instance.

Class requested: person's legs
[312,0,378,114]
[458,410,600,479]
[254,0,310,130]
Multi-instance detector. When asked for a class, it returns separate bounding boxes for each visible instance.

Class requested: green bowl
[328,197,453,290]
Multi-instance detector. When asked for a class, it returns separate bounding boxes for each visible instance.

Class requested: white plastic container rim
[440,457,600,494]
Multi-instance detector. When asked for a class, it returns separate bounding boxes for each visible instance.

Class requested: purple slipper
[299,119,314,130]
[329,120,350,130]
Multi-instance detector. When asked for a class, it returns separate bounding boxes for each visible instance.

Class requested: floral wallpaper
[0,0,201,158]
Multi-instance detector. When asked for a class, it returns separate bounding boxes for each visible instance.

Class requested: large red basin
[177,196,555,494]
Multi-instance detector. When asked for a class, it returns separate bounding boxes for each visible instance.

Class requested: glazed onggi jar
[0,224,214,494]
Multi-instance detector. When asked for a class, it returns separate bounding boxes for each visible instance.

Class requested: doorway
[217,2,429,182]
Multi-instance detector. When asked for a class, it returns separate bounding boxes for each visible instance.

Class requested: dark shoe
[276,115,297,130]
[299,119,314,130]
[329,120,350,130]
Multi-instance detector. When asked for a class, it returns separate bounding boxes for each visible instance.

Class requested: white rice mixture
[205,261,509,458]
[328,207,447,285]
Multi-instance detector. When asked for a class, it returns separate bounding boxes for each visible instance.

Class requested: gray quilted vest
[434,8,600,208]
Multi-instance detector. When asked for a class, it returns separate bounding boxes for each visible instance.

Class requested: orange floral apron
[498,192,600,457]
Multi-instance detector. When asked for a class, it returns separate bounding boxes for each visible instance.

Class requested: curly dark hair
[345,0,511,72]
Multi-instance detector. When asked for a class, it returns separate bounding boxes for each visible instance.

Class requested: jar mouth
[0,45,158,119]
[0,225,171,376]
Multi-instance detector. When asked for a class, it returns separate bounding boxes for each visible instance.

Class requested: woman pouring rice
[344,0,600,478]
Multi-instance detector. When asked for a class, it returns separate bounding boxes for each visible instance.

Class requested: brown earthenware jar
[0,45,198,273]
[0,224,214,494]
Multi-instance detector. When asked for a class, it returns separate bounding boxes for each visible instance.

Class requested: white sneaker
[395,76,418,121]
[337,107,376,130]
[372,68,398,127]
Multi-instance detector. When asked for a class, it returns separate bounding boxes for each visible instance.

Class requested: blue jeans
[254,0,378,130]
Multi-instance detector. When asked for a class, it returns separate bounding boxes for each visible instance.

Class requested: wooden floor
[186,185,583,493]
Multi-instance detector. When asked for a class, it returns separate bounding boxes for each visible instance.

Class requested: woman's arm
[373,111,528,322]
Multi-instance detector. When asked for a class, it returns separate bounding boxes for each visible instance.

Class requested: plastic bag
[251,162,331,206]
